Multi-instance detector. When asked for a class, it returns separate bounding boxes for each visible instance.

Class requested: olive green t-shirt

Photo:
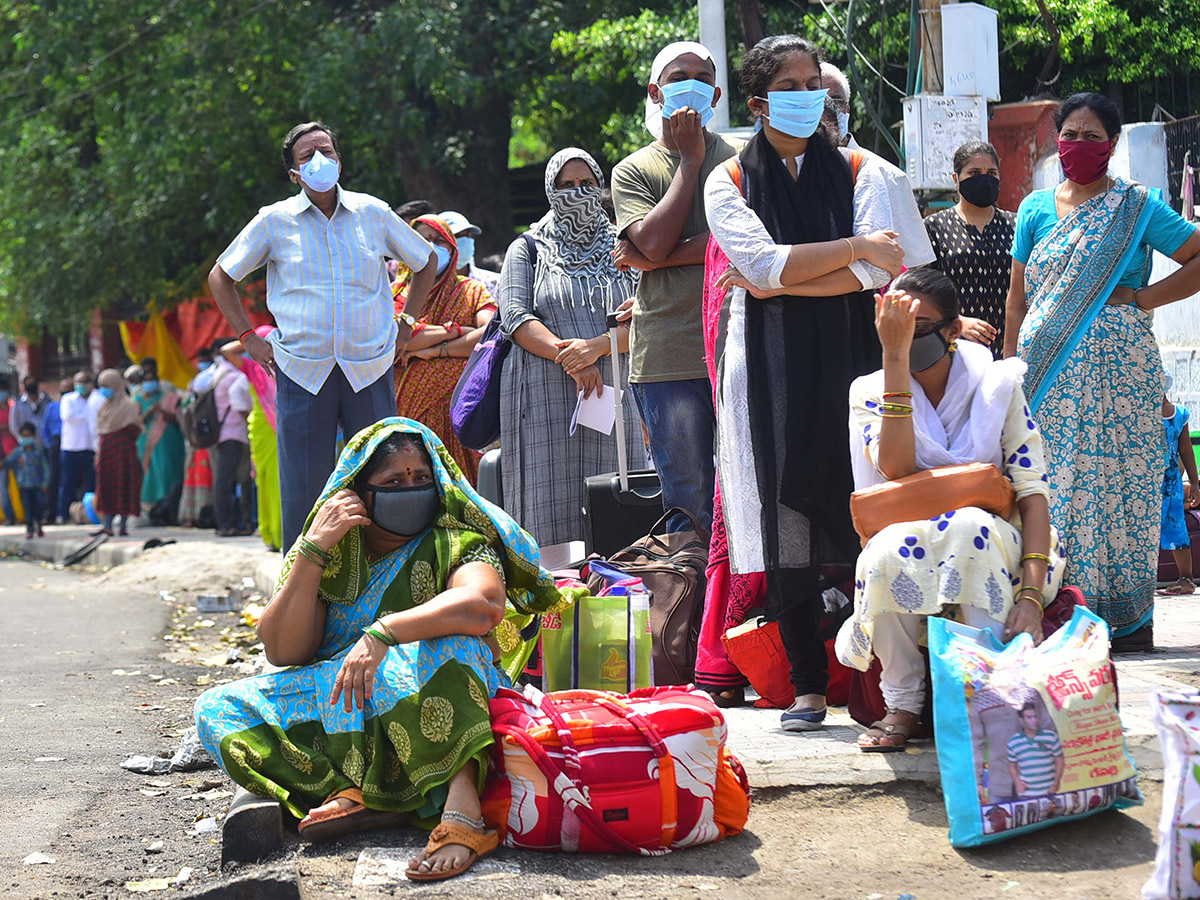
[611,134,741,384]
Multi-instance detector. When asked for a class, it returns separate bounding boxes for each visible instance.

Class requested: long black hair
[891,267,961,320]
[355,433,433,493]
[738,35,821,101]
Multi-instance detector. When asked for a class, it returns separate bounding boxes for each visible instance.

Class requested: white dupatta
[850,340,1026,490]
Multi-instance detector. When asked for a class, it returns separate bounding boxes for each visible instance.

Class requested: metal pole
[698,0,731,131]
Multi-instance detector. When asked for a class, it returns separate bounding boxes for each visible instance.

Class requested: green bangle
[298,546,327,568]
[378,620,400,645]
[362,625,394,646]
[299,537,331,565]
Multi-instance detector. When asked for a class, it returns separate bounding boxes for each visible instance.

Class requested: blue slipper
[780,706,827,732]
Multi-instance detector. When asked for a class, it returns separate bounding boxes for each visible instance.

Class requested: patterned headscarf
[527,148,638,311]
[277,418,574,673]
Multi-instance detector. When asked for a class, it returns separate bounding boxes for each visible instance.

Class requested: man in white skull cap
[610,40,741,536]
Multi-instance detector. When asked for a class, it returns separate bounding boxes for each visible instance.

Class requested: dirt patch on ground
[89,541,272,600]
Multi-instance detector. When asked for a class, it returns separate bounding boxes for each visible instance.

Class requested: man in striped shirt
[1006,702,1065,798]
[209,121,437,550]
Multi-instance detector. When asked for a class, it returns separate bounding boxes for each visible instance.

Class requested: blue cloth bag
[929,605,1141,848]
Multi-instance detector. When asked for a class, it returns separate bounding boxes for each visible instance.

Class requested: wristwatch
[396,312,417,330]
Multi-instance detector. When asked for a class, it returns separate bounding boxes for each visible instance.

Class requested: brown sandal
[1163,576,1196,595]
[859,707,920,753]
[406,821,500,882]
[296,787,405,842]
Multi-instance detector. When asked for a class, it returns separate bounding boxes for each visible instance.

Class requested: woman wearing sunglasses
[835,267,1062,752]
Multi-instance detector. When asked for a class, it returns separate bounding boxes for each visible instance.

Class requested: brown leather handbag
[849,462,1016,544]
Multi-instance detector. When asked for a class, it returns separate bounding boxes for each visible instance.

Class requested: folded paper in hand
[569,385,617,436]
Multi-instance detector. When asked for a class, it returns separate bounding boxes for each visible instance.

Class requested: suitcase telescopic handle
[606,312,629,493]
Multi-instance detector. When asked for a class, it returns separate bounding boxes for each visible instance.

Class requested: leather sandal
[406,821,500,882]
[1163,576,1196,596]
[296,787,405,843]
[859,707,919,753]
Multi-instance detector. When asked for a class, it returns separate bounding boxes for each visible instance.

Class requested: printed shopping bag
[541,584,652,693]
[1144,690,1200,900]
[929,605,1141,848]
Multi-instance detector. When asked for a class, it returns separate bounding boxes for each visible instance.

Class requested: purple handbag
[450,234,536,451]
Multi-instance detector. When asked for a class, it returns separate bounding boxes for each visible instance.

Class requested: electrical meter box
[941,2,1000,101]
[903,94,989,190]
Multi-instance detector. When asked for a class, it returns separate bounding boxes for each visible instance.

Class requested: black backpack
[178,370,229,449]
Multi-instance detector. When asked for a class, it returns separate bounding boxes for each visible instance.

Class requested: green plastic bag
[541,588,652,692]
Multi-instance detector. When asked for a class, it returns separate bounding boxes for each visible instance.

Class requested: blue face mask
[757,89,829,139]
[197,361,211,371]
[659,79,716,127]
[433,244,452,275]
[19,435,34,448]
[0,390,10,403]
[455,236,475,268]
[142,379,160,395]
[291,149,340,193]
[98,386,115,400]
[74,383,91,396]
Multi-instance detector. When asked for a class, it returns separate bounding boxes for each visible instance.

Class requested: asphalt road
[0,558,223,898]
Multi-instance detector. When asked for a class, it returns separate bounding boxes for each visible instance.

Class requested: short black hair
[1054,92,1122,140]
[18,421,35,436]
[395,200,436,222]
[953,140,1000,175]
[1020,701,1038,715]
[354,433,434,494]
[197,348,214,363]
[739,35,821,101]
[281,121,340,170]
[891,267,961,320]
[140,357,158,372]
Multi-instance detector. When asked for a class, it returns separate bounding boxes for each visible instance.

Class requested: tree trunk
[393,92,516,260]
[736,0,764,49]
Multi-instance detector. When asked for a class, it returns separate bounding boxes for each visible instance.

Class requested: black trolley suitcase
[581,313,664,557]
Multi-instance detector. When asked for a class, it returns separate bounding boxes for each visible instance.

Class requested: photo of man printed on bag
[1007,701,1065,799]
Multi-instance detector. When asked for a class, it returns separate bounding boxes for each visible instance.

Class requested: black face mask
[365,483,440,537]
[909,326,952,373]
[957,173,1000,208]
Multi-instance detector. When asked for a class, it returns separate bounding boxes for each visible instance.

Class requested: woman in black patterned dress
[924,141,1015,359]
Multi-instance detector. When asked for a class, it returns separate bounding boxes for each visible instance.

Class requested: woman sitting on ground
[835,268,1063,751]
[194,418,566,881]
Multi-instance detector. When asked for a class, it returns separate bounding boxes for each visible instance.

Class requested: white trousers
[872,606,1006,714]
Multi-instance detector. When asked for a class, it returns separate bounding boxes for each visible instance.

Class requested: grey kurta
[498,236,648,547]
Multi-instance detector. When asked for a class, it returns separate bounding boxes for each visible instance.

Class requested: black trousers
[769,568,829,697]
[213,440,251,532]
[19,487,43,533]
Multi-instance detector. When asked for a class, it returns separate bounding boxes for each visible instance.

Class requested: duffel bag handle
[522,684,679,849]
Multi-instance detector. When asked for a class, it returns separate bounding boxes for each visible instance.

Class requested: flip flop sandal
[296,788,405,843]
[406,821,500,882]
[1163,577,1196,595]
[859,709,918,754]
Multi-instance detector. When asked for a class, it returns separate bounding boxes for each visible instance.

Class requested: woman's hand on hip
[331,633,390,712]
[1003,596,1045,645]
[874,289,920,356]
[959,316,998,347]
[307,489,371,551]
[858,230,904,276]
[571,365,604,401]
[554,338,604,374]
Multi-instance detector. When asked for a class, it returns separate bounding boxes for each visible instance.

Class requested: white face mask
[291,149,340,193]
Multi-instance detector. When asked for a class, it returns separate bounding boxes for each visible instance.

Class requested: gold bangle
[842,237,856,266]
[378,619,400,645]
[880,411,913,418]
[1021,553,1051,564]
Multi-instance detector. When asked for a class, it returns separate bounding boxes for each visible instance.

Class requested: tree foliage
[1,0,1199,337]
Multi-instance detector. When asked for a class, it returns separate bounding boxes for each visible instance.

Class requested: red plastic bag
[721,618,793,709]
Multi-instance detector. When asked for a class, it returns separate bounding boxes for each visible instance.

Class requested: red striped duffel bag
[480,684,750,855]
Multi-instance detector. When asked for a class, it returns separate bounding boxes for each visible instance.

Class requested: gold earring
[949,340,958,353]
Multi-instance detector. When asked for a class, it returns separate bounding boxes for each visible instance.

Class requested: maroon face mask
[1057,138,1113,185]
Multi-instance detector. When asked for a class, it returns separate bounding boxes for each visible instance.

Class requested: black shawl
[738,129,881,594]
